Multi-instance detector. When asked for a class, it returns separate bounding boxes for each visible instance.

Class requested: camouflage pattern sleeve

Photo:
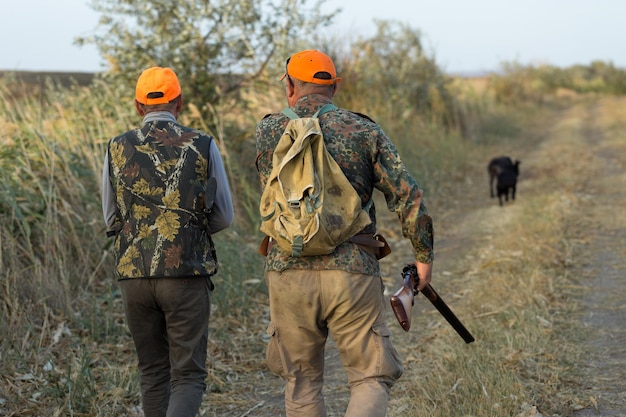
[370,126,434,263]
[255,113,287,189]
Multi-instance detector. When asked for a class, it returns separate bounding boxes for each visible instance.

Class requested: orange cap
[281,50,342,85]
[135,67,181,105]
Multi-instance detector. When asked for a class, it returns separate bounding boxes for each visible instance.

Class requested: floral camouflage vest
[108,121,217,279]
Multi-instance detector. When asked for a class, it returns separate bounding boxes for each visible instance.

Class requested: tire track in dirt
[570,100,626,416]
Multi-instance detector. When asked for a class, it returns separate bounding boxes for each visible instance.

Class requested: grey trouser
[120,277,213,417]
[265,269,403,417]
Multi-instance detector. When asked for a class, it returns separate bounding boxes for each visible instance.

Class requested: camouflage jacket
[255,94,434,275]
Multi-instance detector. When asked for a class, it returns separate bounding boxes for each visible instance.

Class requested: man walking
[255,50,434,417]
[102,67,234,417]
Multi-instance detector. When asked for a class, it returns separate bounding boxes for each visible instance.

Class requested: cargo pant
[120,276,213,417]
[265,269,403,417]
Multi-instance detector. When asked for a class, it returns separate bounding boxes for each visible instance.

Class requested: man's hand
[414,261,432,292]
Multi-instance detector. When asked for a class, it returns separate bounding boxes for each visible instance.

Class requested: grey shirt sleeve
[206,140,234,234]
[101,150,118,233]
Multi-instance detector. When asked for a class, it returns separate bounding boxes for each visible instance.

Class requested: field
[0,71,625,416]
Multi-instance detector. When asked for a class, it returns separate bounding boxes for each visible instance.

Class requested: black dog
[488,156,520,206]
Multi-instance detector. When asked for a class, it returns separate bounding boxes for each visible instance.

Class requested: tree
[77,0,337,126]
[337,20,461,130]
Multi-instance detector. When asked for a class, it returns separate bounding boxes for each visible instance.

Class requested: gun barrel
[421,285,475,344]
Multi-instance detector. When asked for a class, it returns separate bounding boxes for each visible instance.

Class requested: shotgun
[389,264,475,344]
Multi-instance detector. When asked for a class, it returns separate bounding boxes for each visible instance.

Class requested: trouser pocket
[265,322,285,377]
[371,322,404,383]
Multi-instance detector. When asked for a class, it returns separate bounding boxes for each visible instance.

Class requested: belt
[348,234,385,248]
[348,234,391,260]
[258,234,391,259]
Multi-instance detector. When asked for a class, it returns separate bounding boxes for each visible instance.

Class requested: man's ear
[175,95,183,114]
[135,100,146,116]
[286,77,296,97]
[285,77,299,106]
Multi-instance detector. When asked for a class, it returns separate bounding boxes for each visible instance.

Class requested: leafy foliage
[77,0,337,126]
[334,20,463,131]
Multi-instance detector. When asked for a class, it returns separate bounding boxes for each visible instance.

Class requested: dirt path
[569,100,626,416]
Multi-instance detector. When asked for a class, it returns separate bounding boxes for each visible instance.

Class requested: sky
[1,0,624,75]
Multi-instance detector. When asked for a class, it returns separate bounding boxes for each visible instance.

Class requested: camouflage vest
[108,121,217,279]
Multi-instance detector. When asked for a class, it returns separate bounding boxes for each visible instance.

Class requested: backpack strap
[313,103,337,118]
[281,108,300,120]
[281,103,337,120]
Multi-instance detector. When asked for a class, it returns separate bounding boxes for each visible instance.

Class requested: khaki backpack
[259,104,372,257]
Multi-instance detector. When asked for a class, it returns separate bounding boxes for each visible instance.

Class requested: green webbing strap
[314,103,337,118]
[282,108,299,120]
[281,104,337,120]
[292,235,304,257]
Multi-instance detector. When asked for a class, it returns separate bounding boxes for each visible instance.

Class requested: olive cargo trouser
[265,269,403,417]
[120,277,213,417]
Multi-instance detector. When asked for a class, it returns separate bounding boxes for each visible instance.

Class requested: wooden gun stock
[389,281,416,331]
[389,264,475,344]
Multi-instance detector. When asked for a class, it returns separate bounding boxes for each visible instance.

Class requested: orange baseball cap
[135,67,181,105]
[281,50,342,85]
